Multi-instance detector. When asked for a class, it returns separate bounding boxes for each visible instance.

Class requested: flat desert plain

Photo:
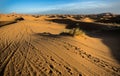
[0,13,120,76]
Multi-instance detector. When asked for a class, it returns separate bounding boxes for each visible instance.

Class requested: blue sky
[0,0,120,14]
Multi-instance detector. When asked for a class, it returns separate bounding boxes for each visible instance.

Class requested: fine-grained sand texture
[0,15,120,76]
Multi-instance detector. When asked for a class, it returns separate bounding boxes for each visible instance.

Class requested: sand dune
[0,14,120,76]
[80,17,94,22]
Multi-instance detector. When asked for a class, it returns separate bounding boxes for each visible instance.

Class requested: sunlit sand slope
[0,17,120,76]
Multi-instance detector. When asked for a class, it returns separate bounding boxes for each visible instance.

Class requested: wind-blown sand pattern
[0,14,120,76]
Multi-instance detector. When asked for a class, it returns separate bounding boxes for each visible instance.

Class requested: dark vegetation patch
[32,15,40,18]
[15,17,24,21]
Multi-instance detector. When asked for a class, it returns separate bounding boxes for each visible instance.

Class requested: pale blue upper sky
[0,0,120,14]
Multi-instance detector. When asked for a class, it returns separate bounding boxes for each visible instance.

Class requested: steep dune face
[0,15,120,76]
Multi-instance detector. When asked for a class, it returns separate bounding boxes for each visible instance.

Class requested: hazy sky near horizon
[0,0,120,14]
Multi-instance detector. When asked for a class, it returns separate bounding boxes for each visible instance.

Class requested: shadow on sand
[87,29,120,63]
[0,17,24,27]
[34,32,71,38]
[47,18,120,63]
[47,19,119,31]
[0,21,17,27]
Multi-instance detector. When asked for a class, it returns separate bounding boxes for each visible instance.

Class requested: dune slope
[0,20,120,76]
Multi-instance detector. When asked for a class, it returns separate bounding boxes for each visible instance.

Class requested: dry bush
[60,28,85,37]
[15,17,24,21]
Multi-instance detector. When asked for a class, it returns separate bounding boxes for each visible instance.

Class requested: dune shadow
[47,18,120,63]
[86,29,120,63]
[47,19,115,31]
[35,32,60,38]
[0,17,24,28]
[34,32,71,38]
[0,21,17,27]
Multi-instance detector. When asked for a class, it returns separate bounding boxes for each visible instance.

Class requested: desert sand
[0,13,120,76]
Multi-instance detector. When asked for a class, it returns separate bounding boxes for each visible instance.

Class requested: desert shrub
[15,17,24,21]
[49,15,56,18]
[72,27,85,36]
[60,23,85,36]
[33,15,39,18]
[60,28,85,37]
